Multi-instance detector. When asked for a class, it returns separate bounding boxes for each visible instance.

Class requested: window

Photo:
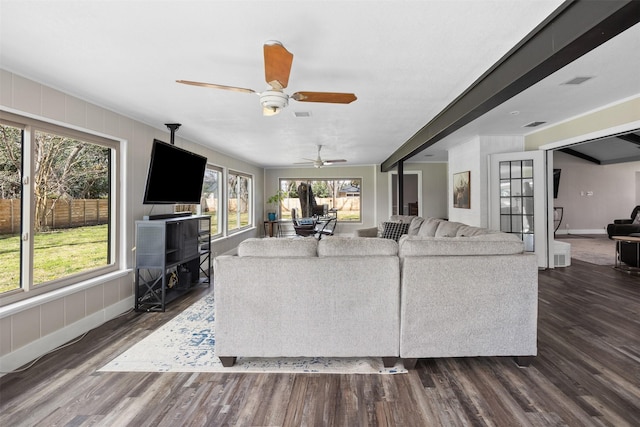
[278,179,361,221]
[0,114,119,304]
[201,165,222,237]
[0,122,22,294]
[174,164,223,238]
[227,171,252,232]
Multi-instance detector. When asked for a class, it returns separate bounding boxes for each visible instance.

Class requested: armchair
[291,208,317,237]
[291,208,336,240]
[607,206,640,239]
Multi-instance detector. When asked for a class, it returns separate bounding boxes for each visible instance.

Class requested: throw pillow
[381,221,409,242]
[633,212,640,225]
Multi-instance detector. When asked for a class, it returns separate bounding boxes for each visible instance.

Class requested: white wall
[448,136,523,227]
[0,69,263,373]
[553,150,640,233]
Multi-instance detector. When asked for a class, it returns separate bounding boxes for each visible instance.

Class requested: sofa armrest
[607,223,640,238]
[354,227,378,238]
[614,219,633,224]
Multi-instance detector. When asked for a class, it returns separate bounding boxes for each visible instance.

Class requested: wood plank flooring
[1,259,639,426]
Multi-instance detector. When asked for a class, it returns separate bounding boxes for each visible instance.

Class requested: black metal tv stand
[134,215,211,312]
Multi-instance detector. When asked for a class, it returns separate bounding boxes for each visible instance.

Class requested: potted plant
[266,190,285,221]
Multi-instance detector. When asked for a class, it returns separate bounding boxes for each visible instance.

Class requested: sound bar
[146,212,192,220]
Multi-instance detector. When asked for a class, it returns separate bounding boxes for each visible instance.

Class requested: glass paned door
[490,150,552,269]
[499,160,535,251]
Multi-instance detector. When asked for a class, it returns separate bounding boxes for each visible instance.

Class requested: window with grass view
[228,171,252,232]
[174,164,222,238]
[278,179,361,221]
[202,165,222,237]
[1,117,117,300]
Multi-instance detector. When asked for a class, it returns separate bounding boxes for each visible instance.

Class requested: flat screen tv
[553,169,561,199]
[143,139,207,204]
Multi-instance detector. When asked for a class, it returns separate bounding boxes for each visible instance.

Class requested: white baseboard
[0,296,133,376]
[555,229,606,235]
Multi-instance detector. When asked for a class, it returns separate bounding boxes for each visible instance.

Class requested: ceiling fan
[295,145,347,168]
[177,41,357,116]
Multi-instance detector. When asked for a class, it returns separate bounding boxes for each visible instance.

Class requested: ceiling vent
[562,76,593,85]
[523,121,547,128]
[294,111,311,118]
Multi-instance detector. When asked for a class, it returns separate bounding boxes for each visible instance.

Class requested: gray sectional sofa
[213,217,538,368]
[213,237,401,367]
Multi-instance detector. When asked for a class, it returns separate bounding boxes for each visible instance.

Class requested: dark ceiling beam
[559,148,601,164]
[381,0,640,172]
[617,133,640,146]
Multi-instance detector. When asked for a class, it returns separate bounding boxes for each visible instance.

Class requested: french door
[489,150,553,268]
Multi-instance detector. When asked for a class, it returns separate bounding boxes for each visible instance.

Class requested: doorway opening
[389,171,422,216]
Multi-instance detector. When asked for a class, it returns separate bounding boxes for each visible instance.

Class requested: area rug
[99,294,406,374]
[556,234,616,266]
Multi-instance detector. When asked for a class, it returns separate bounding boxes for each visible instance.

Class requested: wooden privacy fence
[0,199,109,234]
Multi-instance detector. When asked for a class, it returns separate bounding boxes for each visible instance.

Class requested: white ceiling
[1,1,638,168]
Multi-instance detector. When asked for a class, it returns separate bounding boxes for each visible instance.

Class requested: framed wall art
[453,171,470,209]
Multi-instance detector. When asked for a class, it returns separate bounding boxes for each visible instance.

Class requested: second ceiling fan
[296,145,347,168]
[177,41,357,116]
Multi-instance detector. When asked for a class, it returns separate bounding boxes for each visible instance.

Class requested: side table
[263,220,281,237]
[612,235,640,273]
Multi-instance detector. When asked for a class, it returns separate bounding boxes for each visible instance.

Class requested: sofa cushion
[318,237,398,256]
[455,225,496,237]
[417,217,443,237]
[435,221,465,237]
[373,215,416,237]
[408,217,425,236]
[238,237,318,257]
[398,234,524,257]
[389,215,416,224]
[381,221,409,242]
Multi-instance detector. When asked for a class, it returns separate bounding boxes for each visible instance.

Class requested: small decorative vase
[268,212,276,221]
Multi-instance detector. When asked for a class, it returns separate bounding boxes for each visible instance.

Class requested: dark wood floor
[1,259,639,426]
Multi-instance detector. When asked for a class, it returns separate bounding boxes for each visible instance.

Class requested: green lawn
[0,224,109,294]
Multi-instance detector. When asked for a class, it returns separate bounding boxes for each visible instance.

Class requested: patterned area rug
[99,295,406,374]
[556,234,616,266]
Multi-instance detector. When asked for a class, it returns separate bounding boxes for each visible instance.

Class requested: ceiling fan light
[262,106,280,116]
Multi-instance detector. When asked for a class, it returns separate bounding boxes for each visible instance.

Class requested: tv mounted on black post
[143,139,207,205]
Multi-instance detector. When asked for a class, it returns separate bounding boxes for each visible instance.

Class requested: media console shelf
[135,215,211,312]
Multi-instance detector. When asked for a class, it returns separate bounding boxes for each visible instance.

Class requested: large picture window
[278,179,361,221]
[228,170,252,232]
[0,114,119,304]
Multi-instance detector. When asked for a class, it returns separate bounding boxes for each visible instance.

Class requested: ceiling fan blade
[291,92,357,104]
[323,159,347,164]
[176,80,256,94]
[264,41,293,90]
[293,161,314,165]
